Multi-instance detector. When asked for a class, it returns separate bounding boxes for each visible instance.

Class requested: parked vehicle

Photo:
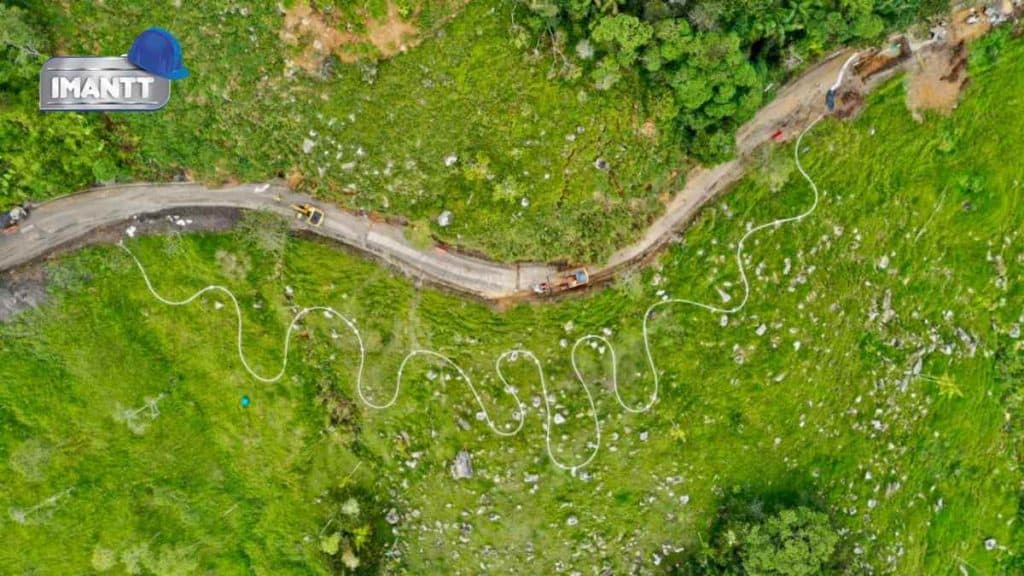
[532,268,590,295]
[1,205,30,235]
[290,203,325,227]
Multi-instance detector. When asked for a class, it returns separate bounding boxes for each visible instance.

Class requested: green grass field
[33,0,683,263]
[3,28,1024,576]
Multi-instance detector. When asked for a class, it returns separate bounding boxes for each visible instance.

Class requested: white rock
[451,450,473,480]
[716,286,732,303]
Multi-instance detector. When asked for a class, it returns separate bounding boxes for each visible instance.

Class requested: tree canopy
[0,5,129,209]
[677,504,844,575]
[516,0,936,162]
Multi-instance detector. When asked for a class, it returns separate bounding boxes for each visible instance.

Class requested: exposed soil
[951,5,993,43]
[907,41,969,115]
[287,166,305,190]
[639,119,658,140]
[365,3,419,57]
[832,87,866,119]
[0,267,48,323]
[281,1,419,72]
[905,4,1014,116]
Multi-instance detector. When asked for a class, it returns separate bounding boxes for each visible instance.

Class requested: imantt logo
[39,28,189,112]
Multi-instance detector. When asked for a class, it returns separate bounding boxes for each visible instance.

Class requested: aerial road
[0,33,926,301]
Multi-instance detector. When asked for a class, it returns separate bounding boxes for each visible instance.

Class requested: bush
[234,210,290,258]
[0,5,131,208]
[683,505,842,575]
[735,507,840,575]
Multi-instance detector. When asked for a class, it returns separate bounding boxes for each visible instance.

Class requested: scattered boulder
[451,450,473,480]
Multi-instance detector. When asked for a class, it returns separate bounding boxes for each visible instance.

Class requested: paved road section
[0,38,916,301]
[0,183,555,299]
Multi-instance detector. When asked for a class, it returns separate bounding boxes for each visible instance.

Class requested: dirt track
[0,26,975,302]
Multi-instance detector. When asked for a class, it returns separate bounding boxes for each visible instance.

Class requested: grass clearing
[3,28,1024,576]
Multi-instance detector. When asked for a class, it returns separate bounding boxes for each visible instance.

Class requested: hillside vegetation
[3,31,1024,573]
[515,0,943,162]
[1,0,940,262]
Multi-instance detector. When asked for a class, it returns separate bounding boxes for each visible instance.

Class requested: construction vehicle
[1,205,30,235]
[532,268,590,295]
[290,203,325,227]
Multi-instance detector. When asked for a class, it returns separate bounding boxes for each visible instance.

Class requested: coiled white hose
[121,114,823,472]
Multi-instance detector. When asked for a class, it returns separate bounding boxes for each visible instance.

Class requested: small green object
[241,395,251,408]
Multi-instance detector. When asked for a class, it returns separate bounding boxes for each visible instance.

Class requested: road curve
[0,39,908,301]
[0,183,556,299]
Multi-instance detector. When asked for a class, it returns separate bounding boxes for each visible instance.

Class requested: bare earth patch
[906,5,1005,116]
[951,5,993,43]
[280,1,419,73]
[906,42,968,116]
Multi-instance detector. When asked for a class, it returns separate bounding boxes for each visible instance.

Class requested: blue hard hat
[128,28,189,80]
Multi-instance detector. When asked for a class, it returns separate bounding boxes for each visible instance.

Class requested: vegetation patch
[514,0,944,162]
[2,1,682,262]
[3,33,1024,573]
[1,0,951,263]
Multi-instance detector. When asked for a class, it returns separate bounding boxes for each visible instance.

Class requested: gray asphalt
[0,182,556,299]
[0,39,912,300]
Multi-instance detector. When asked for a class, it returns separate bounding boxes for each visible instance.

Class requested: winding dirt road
[0,42,901,301]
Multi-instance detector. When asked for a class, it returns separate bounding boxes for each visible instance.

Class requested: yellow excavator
[532,268,590,295]
[290,203,325,227]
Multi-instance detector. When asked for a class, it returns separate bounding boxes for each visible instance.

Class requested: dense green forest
[514,0,942,161]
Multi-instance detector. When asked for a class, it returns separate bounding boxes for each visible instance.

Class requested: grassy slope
[3,31,1024,576]
[42,0,681,263]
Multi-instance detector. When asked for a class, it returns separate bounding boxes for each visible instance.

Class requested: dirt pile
[907,41,969,115]
[280,2,419,73]
[855,37,912,81]
[906,4,1016,115]
[831,88,866,119]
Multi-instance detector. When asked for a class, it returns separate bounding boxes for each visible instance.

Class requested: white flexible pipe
[121,115,824,472]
